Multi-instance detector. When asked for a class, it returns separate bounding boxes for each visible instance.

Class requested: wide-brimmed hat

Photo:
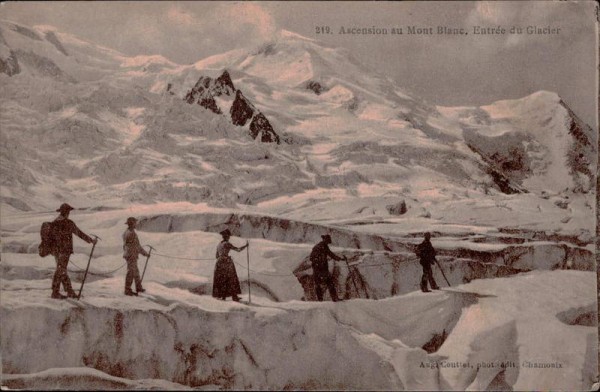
[56,203,74,213]
[125,217,138,225]
[220,229,232,237]
[321,234,332,242]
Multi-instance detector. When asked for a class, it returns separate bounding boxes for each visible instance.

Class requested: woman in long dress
[212,229,248,301]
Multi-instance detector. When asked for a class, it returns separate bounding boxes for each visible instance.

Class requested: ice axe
[77,234,100,300]
[140,245,155,283]
[434,258,451,287]
[344,256,361,299]
[246,241,251,303]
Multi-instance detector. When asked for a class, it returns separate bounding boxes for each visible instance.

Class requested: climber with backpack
[39,203,97,299]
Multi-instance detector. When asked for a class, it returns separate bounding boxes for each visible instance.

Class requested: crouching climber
[310,234,346,302]
[212,229,248,302]
[123,217,150,296]
[416,232,440,293]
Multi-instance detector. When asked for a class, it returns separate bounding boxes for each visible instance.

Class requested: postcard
[1,1,597,390]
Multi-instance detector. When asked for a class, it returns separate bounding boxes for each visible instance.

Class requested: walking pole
[140,245,155,283]
[246,241,251,303]
[344,256,361,298]
[434,258,451,287]
[78,235,100,300]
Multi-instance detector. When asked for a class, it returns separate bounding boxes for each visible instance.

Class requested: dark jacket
[123,228,149,260]
[310,241,343,274]
[52,216,93,255]
[416,239,436,266]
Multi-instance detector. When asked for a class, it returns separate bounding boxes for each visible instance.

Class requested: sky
[1,1,597,127]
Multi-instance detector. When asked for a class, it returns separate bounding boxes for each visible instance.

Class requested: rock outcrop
[183,70,280,143]
[214,70,235,94]
[0,50,20,76]
[44,31,68,56]
[386,200,407,215]
[230,90,255,126]
[305,80,327,95]
[249,113,279,143]
[185,76,224,114]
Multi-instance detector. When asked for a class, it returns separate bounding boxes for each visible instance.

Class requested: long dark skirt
[212,256,242,298]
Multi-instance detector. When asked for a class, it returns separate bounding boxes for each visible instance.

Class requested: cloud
[167,6,195,26]
[470,2,520,25]
[219,2,277,39]
[150,2,278,62]
[464,1,577,49]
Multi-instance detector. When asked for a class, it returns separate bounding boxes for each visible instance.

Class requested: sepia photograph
[0,1,598,390]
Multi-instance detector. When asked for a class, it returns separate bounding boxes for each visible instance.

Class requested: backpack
[39,221,56,257]
[309,243,327,269]
[309,244,319,263]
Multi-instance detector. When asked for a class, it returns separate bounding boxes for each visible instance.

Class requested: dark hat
[220,229,232,237]
[126,217,138,225]
[321,234,332,241]
[56,203,74,213]
[424,232,431,239]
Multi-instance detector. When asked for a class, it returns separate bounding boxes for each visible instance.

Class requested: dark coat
[52,216,93,255]
[122,228,149,260]
[212,240,242,298]
[416,239,436,266]
[310,241,343,276]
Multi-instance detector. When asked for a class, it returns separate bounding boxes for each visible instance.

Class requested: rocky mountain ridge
[184,70,279,143]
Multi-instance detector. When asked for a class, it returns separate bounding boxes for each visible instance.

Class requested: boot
[421,288,432,293]
[125,290,138,296]
[137,288,146,294]
[51,293,67,299]
[66,291,79,299]
[232,295,241,302]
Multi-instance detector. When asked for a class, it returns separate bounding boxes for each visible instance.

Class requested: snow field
[1,266,595,390]
[2,366,194,390]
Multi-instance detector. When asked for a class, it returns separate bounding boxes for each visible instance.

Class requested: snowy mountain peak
[0,19,125,81]
[448,90,597,194]
[121,54,176,69]
[278,29,318,42]
[31,24,59,33]
[481,90,561,120]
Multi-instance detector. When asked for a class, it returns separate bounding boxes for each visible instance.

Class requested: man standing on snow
[123,217,150,296]
[50,203,97,299]
[310,234,345,302]
[416,232,440,293]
